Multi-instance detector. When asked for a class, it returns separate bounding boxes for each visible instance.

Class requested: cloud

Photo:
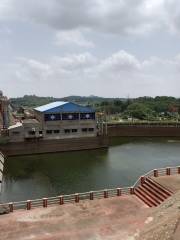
[2,50,180,97]
[55,30,94,48]
[1,0,180,36]
[99,51,141,73]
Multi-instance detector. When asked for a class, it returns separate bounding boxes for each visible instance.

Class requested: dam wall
[107,124,180,137]
[1,124,180,157]
[0,136,109,157]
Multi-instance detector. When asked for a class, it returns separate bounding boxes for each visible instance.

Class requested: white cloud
[55,30,94,48]
[99,51,141,73]
[2,50,180,97]
[1,0,180,36]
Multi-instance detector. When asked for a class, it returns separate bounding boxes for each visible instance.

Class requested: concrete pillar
[26,200,31,210]
[59,196,64,205]
[9,203,13,212]
[43,198,48,208]
[166,167,171,175]
[117,188,122,196]
[153,169,158,177]
[130,187,134,194]
[75,193,79,203]
[90,191,94,200]
[104,190,108,198]
[141,176,145,185]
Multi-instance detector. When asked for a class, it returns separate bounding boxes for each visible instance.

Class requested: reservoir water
[1,137,180,202]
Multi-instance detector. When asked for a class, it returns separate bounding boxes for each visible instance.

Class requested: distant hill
[10,95,126,109]
[9,95,180,121]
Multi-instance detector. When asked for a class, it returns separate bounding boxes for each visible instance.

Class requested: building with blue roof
[32,101,97,140]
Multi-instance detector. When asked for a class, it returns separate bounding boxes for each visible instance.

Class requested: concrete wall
[44,119,97,139]
[0,136,109,156]
[107,124,180,137]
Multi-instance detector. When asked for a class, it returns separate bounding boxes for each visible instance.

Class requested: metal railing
[108,121,180,127]
[0,165,180,212]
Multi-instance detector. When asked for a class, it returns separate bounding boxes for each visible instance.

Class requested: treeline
[96,96,180,120]
[10,95,125,108]
[10,95,180,120]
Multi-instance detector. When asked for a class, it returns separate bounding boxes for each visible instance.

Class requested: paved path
[1,174,180,240]
[0,195,151,240]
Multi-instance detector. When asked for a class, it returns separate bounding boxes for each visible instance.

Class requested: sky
[0,0,180,98]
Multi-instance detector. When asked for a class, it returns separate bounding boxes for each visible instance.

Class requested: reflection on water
[1,137,180,202]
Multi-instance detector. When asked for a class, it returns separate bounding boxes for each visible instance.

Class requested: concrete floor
[1,175,180,240]
[0,195,151,240]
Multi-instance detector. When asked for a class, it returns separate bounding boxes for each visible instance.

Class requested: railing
[1,166,180,212]
[1,187,133,212]
[107,122,180,127]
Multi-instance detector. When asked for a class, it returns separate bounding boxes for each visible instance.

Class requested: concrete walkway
[1,174,180,240]
[0,195,152,240]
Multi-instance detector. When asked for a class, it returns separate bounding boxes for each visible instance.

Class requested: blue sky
[0,0,180,98]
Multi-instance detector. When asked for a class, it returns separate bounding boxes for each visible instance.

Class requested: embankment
[0,136,109,156]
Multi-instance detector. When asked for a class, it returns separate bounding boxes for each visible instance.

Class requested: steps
[134,177,173,207]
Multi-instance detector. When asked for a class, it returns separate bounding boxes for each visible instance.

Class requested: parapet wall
[107,124,180,137]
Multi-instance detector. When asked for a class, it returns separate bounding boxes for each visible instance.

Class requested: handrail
[0,165,180,212]
[0,152,4,158]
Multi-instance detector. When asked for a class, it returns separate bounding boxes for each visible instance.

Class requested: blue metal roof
[34,101,95,113]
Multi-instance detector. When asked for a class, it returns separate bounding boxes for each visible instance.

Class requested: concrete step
[134,189,156,207]
[143,180,169,199]
[146,178,173,196]
[138,186,162,204]
[134,188,158,207]
[134,177,173,207]
[142,182,167,201]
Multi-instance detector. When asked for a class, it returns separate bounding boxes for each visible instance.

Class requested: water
[1,137,180,202]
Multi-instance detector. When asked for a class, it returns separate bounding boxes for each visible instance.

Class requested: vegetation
[10,95,180,122]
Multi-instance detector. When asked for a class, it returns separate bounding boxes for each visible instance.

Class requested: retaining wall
[0,136,109,156]
[107,124,180,137]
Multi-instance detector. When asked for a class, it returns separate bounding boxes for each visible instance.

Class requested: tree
[124,103,154,120]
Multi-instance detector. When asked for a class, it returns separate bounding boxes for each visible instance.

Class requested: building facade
[8,101,97,142]
[34,101,97,139]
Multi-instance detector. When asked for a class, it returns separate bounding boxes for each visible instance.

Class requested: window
[62,113,79,120]
[54,130,60,134]
[44,114,61,121]
[46,130,52,134]
[82,128,88,132]
[88,128,94,132]
[72,129,78,133]
[28,131,35,135]
[64,129,70,133]
[39,131,43,134]
[80,113,95,120]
